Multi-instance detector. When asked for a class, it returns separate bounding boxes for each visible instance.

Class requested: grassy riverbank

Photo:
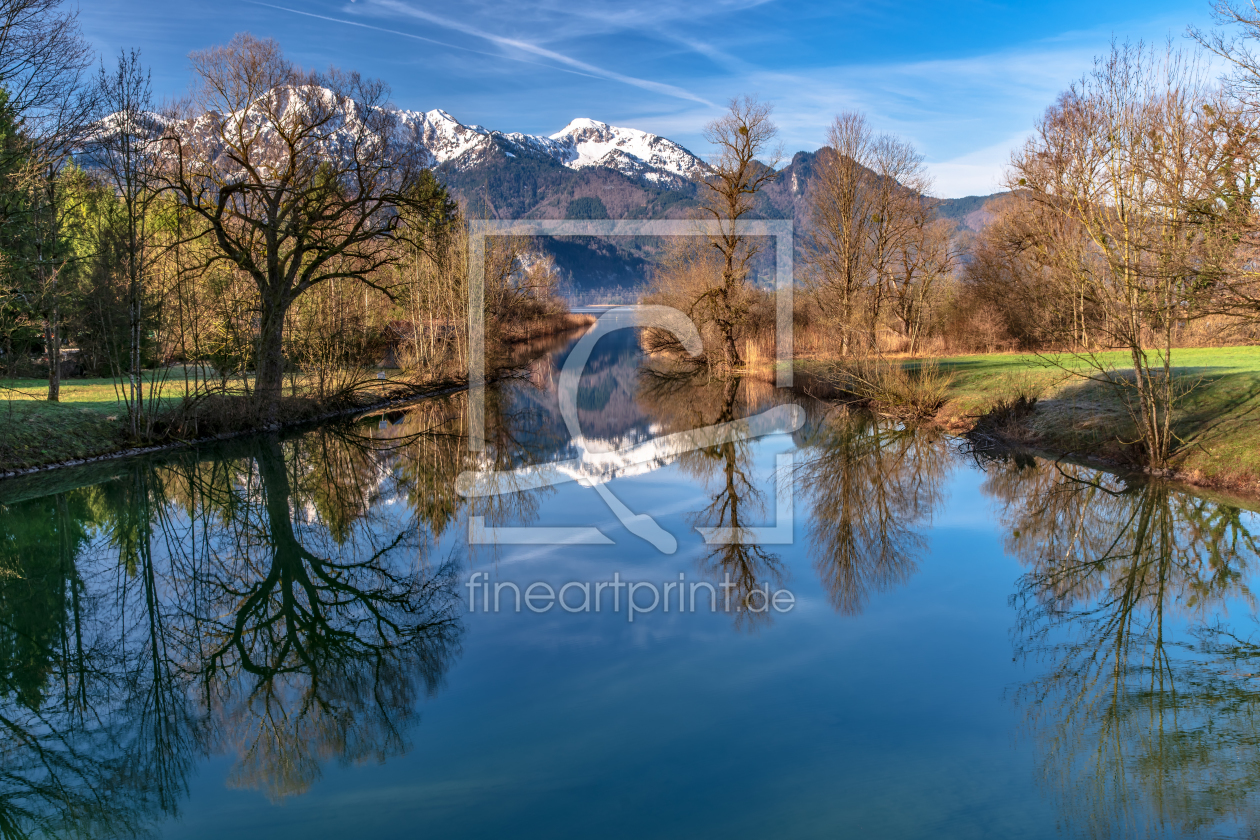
[0,372,417,473]
[12,328,1256,498]
[799,345,1260,495]
[0,313,598,475]
[0,376,177,469]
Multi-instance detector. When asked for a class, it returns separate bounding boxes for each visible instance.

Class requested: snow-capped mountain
[91,85,706,190]
[397,108,706,187]
[87,86,1000,290]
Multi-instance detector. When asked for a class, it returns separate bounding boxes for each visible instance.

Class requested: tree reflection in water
[8,357,1260,838]
[0,489,165,840]
[172,431,462,801]
[638,368,785,628]
[0,406,487,835]
[799,409,950,615]
[639,367,952,626]
[981,453,1260,837]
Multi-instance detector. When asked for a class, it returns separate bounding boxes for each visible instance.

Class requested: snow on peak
[553,117,616,141]
[100,85,706,188]
[546,118,704,182]
[393,109,493,168]
[400,108,704,185]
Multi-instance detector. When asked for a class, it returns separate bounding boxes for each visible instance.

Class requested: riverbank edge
[0,313,598,480]
[930,392,1260,505]
[950,427,1260,511]
[0,378,472,483]
[891,375,1260,504]
[780,357,1260,505]
[956,414,1260,505]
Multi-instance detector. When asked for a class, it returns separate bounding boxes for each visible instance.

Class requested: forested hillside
[436,142,1000,289]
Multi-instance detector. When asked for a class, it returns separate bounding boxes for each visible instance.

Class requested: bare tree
[1010,42,1219,467]
[694,95,780,369]
[0,0,92,126]
[806,112,875,356]
[960,192,1099,351]
[92,49,164,435]
[161,34,451,420]
[864,134,932,352]
[1191,7,1260,328]
[888,198,954,356]
[806,112,938,355]
[1194,2,1260,104]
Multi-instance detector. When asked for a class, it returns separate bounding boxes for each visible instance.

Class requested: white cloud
[362,0,717,106]
[575,45,1090,193]
[245,0,1226,197]
[925,134,1029,199]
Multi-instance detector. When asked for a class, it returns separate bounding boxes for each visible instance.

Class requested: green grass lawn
[799,346,1260,491]
[934,346,1260,389]
[934,344,1257,397]
[0,368,412,472]
[1,381,124,472]
[946,347,1260,487]
[0,372,200,471]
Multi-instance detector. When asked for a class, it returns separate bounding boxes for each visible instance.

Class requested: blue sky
[81,0,1220,197]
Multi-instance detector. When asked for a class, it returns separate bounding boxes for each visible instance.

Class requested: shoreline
[0,379,471,485]
[0,314,599,482]
[636,347,1260,505]
[951,417,1260,510]
[7,336,1259,510]
[788,353,1260,506]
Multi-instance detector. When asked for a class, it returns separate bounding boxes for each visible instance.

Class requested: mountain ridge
[91,89,1002,288]
[396,108,706,188]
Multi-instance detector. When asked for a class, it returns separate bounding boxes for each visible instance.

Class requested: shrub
[827,357,953,421]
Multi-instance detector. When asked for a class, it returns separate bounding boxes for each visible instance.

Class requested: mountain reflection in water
[0,320,1258,838]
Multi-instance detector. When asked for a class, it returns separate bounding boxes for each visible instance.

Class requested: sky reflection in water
[0,324,1259,839]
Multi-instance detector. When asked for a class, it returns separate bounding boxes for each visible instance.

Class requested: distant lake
[2,309,1259,839]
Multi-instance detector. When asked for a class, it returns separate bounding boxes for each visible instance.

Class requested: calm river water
[2,310,1259,839]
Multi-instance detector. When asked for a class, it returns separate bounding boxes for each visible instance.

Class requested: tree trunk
[256,291,287,423]
[47,301,60,403]
[868,295,880,354]
[129,288,141,437]
[720,259,742,369]
[130,233,144,436]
